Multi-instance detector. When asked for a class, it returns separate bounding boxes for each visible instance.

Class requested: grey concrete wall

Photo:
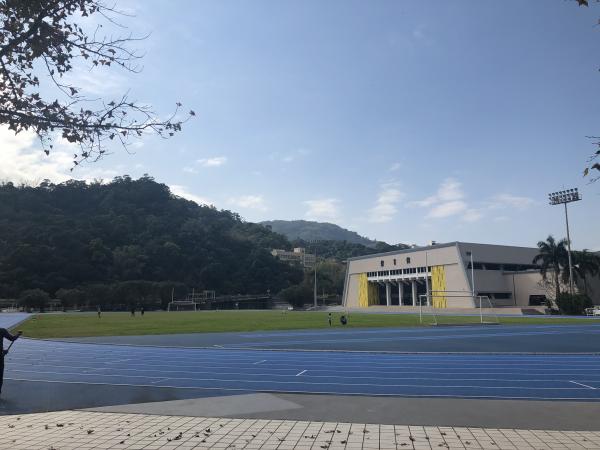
[507,272,548,306]
[344,273,361,308]
[456,242,539,265]
[444,261,471,294]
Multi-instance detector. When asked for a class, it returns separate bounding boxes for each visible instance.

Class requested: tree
[566,250,600,295]
[570,0,600,180]
[18,288,50,311]
[532,235,568,301]
[55,287,84,310]
[0,1,193,165]
[0,176,303,301]
[278,284,313,308]
[555,292,593,315]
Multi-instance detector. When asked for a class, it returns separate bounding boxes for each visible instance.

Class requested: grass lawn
[14,310,599,339]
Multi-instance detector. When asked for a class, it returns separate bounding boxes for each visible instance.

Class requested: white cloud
[182,166,198,174]
[463,208,484,222]
[0,127,72,184]
[304,198,340,221]
[411,178,470,220]
[490,194,535,210]
[170,184,212,206]
[271,148,310,164]
[368,183,404,223]
[428,200,467,219]
[63,67,126,96]
[197,156,227,167]
[0,126,150,185]
[389,162,402,172]
[228,195,268,211]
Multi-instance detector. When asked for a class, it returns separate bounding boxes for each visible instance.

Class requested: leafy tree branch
[0,0,194,167]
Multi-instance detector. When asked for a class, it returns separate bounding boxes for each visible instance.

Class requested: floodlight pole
[548,188,581,298]
[564,202,574,297]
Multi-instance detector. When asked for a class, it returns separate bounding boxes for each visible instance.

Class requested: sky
[2,0,600,250]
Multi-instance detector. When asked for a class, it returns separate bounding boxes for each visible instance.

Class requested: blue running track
[5,338,600,401]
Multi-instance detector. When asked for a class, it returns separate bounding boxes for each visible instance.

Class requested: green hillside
[0,176,302,306]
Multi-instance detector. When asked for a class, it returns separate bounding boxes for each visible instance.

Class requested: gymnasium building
[342,242,562,309]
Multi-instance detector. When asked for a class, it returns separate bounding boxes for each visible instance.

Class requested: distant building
[343,241,600,309]
[271,247,316,269]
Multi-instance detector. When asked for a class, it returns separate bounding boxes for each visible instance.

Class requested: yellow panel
[358,273,369,308]
[358,273,380,308]
[431,265,447,308]
[368,282,379,306]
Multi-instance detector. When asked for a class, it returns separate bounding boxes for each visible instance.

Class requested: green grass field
[14,310,597,339]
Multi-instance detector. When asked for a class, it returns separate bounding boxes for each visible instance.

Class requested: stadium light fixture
[548,188,581,296]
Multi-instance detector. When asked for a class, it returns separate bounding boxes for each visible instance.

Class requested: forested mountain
[260,220,380,247]
[289,239,410,261]
[0,176,302,305]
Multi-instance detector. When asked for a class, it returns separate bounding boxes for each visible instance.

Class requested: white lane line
[5,374,587,392]
[6,376,597,401]
[296,370,307,376]
[253,360,267,365]
[151,377,170,384]
[213,345,224,348]
[570,380,597,390]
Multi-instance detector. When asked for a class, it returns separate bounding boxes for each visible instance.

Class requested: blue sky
[2,0,599,249]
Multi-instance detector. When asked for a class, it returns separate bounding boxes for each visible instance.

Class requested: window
[529,295,547,306]
[393,258,397,266]
[479,292,512,300]
[380,260,384,267]
[406,257,411,264]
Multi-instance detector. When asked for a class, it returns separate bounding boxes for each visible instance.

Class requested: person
[130,306,135,317]
[340,315,347,326]
[328,312,332,327]
[140,306,145,316]
[1,328,22,397]
[97,305,101,319]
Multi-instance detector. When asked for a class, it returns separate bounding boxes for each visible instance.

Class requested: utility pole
[425,251,430,306]
[313,245,318,309]
[548,189,581,296]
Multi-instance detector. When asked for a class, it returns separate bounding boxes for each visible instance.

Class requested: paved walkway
[0,312,29,329]
[2,411,600,449]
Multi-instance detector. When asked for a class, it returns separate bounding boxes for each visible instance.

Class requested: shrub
[555,293,593,315]
[278,284,313,308]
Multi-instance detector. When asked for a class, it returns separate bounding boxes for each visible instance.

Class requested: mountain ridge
[260,219,380,247]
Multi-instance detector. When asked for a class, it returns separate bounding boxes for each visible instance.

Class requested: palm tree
[533,235,568,301]
[565,250,600,296]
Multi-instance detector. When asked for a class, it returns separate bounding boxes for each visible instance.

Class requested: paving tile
[2,411,600,450]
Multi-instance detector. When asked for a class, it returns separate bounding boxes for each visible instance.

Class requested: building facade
[271,247,316,269]
[342,242,562,309]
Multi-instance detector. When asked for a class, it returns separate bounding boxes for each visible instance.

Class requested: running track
[5,338,600,401]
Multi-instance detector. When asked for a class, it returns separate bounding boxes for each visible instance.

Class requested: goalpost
[167,300,197,312]
[167,289,216,311]
[417,292,499,326]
